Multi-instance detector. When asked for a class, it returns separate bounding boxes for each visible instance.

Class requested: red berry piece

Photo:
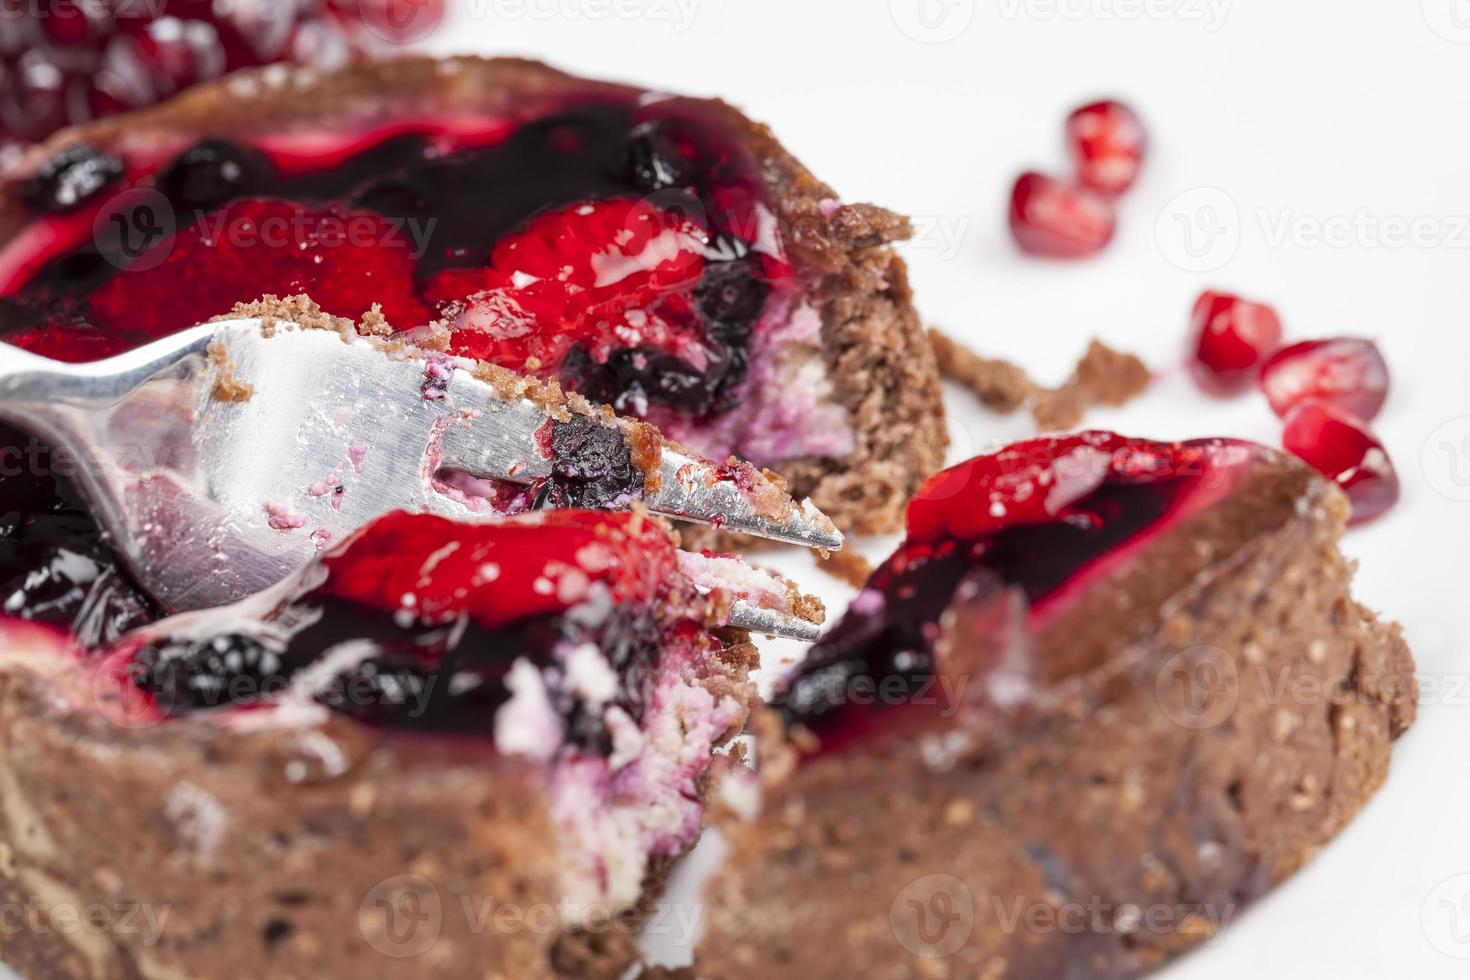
[1281,400,1399,524]
[1008,172,1117,258]
[1259,338,1389,422]
[1189,290,1283,394]
[1066,100,1146,195]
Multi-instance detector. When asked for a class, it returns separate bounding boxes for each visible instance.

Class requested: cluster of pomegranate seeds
[1185,291,1398,523]
[1008,99,1143,259]
[1188,290,1284,393]
[0,0,443,166]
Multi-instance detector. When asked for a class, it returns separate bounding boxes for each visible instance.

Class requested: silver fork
[0,319,841,640]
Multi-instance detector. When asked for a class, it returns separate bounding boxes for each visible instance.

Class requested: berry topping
[624,122,692,192]
[86,199,432,338]
[1281,400,1399,524]
[531,416,647,510]
[131,634,288,714]
[1259,337,1389,422]
[1066,100,1146,195]
[116,510,715,755]
[1008,172,1117,258]
[1188,290,1283,394]
[157,139,275,212]
[428,197,709,369]
[778,434,1267,746]
[0,97,791,643]
[19,144,125,214]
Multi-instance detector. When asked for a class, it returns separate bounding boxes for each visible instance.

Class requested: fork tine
[724,597,822,642]
[647,447,844,552]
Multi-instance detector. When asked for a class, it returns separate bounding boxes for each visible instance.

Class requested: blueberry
[562,345,717,419]
[20,144,125,214]
[532,414,646,510]
[624,122,690,193]
[131,634,290,714]
[696,257,768,338]
[157,139,272,212]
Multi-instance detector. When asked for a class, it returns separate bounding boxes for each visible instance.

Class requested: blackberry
[623,122,690,192]
[533,415,645,510]
[157,139,273,212]
[20,144,125,214]
[131,634,291,715]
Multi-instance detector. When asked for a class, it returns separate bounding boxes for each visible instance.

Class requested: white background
[8,2,1469,977]
[418,1,1470,975]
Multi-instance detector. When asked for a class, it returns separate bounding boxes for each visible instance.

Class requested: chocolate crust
[700,464,1415,979]
[0,626,757,980]
[0,56,947,536]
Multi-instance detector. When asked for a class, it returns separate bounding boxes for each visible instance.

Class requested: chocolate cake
[0,507,828,978]
[700,433,1416,979]
[0,60,945,611]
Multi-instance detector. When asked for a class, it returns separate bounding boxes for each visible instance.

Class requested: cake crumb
[820,548,873,589]
[929,328,1036,412]
[206,339,255,403]
[931,329,1150,431]
[357,303,393,337]
[1033,339,1152,430]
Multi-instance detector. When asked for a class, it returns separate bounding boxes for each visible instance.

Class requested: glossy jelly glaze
[0,88,847,642]
[107,510,717,746]
[774,433,1264,748]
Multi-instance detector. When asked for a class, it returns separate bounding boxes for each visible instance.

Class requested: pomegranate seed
[1188,290,1283,394]
[1281,400,1399,524]
[1008,171,1116,258]
[1259,338,1389,422]
[1066,100,1146,195]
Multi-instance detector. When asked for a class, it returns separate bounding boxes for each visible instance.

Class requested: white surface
[6,3,1468,977]
[422,2,1470,975]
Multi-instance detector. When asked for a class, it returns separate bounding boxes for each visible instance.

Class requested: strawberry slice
[87,198,431,337]
[423,198,713,373]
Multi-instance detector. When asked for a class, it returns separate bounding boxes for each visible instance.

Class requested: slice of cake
[701,432,1416,979]
[0,60,945,609]
[0,509,814,979]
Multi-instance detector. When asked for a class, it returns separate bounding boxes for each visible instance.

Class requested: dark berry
[157,139,272,212]
[696,257,768,337]
[563,345,717,418]
[533,415,646,510]
[131,634,291,714]
[624,122,690,192]
[20,144,125,214]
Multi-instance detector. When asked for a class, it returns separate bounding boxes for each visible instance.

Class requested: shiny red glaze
[1065,100,1146,195]
[1008,171,1117,258]
[1259,337,1389,422]
[87,199,433,336]
[424,198,709,371]
[1281,400,1399,524]
[1189,290,1283,394]
[314,510,678,630]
